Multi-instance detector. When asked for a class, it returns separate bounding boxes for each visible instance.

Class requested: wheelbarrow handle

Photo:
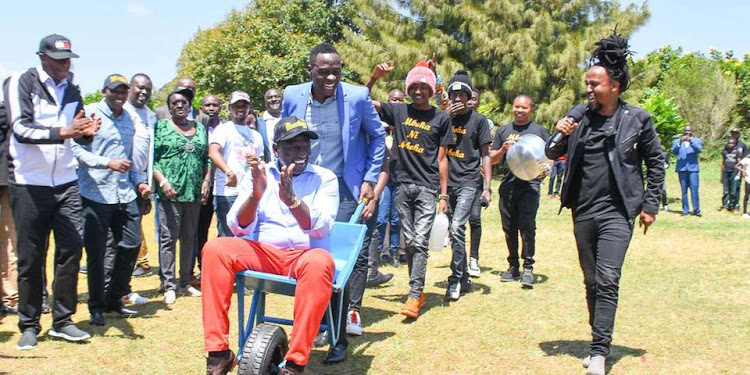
[348,199,368,224]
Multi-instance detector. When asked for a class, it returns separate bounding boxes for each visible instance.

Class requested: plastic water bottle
[428,212,450,251]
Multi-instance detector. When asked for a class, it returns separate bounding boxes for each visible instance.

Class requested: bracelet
[438,194,449,201]
[287,196,301,209]
[483,187,492,192]
[159,179,169,188]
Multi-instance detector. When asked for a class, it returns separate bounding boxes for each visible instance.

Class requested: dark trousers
[375,182,400,256]
[744,181,750,214]
[722,171,739,209]
[468,183,482,260]
[448,186,476,284]
[158,200,201,291]
[10,182,83,333]
[396,183,437,299]
[214,195,237,238]
[499,186,540,270]
[194,190,214,272]
[83,198,141,314]
[678,171,700,214]
[548,160,565,195]
[347,198,378,312]
[334,178,358,348]
[573,213,633,357]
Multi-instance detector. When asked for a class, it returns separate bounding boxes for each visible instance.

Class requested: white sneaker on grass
[743,213,750,219]
[468,257,481,277]
[346,309,363,336]
[164,290,176,305]
[122,292,148,305]
[181,285,202,297]
[585,355,605,375]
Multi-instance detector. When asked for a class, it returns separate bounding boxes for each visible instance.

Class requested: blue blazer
[671,136,703,172]
[282,81,385,199]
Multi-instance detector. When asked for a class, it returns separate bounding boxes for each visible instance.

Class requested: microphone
[549,104,589,148]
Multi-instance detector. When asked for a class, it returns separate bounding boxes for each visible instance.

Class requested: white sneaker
[163,290,176,305]
[313,331,328,347]
[663,205,669,211]
[122,292,148,305]
[586,355,605,375]
[743,213,750,219]
[443,235,451,247]
[346,309,363,336]
[468,257,481,277]
[180,285,202,297]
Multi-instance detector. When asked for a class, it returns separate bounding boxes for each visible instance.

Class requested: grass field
[1,163,749,374]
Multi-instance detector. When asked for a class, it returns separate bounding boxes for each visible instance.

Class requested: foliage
[83,91,103,105]
[639,88,686,152]
[170,0,355,110]
[339,0,650,129]
[712,49,750,128]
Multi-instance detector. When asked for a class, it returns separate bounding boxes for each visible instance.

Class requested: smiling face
[511,96,533,125]
[264,89,282,116]
[168,93,190,122]
[229,100,250,125]
[585,66,620,112]
[467,90,479,109]
[407,82,432,109]
[104,85,129,114]
[39,54,71,83]
[275,134,311,175]
[128,76,152,108]
[309,53,341,100]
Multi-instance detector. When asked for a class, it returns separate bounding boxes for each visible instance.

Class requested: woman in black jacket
[545,34,665,375]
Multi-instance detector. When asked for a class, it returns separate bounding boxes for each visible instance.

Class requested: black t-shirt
[447,110,492,187]
[380,103,454,189]
[723,147,742,171]
[492,122,550,190]
[735,140,748,158]
[571,113,624,221]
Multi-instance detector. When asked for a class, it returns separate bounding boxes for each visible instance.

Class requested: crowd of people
[0,32,747,375]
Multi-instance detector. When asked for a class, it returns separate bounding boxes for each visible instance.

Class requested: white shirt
[740,157,750,183]
[124,102,157,188]
[210,121,265,196]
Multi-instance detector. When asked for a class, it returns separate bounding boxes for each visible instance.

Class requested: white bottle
[428,212,450,251]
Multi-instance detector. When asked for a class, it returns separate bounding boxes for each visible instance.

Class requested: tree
[83,92,103,105]
[168,0,355,109]
[639,88,686,152]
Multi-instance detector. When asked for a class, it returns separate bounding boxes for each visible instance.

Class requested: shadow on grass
[487,271,550,285]
[80,290,168,340]
[308,351,375,375]
[359,305,398,329]
[0,330,12,343]
[432,280,492,295]
[539,339,646,370]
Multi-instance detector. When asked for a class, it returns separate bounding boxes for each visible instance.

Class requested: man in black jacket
[545,34,664,375]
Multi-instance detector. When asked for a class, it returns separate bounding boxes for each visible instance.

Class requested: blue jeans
[214,195,237,237]
[448,186,476,284]
[677,171,700,214]
[376,182,400,255]
[395,183,437,299]
[548,160,565,195]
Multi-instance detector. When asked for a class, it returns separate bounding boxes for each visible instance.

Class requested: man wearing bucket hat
[490,94,550,288]
[72,74,150,326]
[4,34,100,350]
[202,116,339,375]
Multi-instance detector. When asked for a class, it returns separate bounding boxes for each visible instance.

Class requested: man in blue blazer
[281,42,386,365]
[672,125,703,216]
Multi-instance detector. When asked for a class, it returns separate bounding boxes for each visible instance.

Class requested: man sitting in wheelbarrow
[202,116,339,375]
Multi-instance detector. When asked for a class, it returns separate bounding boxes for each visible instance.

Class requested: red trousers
[201,237,334,366]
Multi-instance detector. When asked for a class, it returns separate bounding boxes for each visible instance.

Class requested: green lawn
[1,163,748,374]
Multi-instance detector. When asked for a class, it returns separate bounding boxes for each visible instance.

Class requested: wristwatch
[438,194,449,201]
[287,196,301,209]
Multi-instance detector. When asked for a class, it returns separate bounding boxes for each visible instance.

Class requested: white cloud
[127,2,153,17]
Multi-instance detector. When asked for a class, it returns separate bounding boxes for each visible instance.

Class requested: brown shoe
[189,277,202,290]
[206,351,237,375]
[399,293,425,318]
[279,367,304,375]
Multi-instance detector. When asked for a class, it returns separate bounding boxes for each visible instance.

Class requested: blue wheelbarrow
[234,202,367,374]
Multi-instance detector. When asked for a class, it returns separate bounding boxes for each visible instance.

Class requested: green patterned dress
[153,119,209,202]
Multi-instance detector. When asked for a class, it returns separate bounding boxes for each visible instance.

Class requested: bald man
[154,77,202,121]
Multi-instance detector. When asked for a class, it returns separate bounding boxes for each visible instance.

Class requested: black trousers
[499,185,540,270]
[83,198,141,314]
[468,182,482,260]
[194,190,214,273]
[10,182,84,333]
[573,213,633,357]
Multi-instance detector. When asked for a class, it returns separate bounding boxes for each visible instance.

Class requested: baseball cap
[229,91,251,105]
[102,74,129,91]
[38,34,79,60]
[273,116,319,143]
[168,86,195,104]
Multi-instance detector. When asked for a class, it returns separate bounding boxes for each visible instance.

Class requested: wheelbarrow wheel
[238,323,289,375]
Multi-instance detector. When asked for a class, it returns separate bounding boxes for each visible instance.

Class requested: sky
[1,1,749,100]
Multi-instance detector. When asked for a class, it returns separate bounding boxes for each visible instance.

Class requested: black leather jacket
[545,102,665,221]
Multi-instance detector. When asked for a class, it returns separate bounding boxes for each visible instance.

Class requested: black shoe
[500,266,520,282]
[206,350,237,375]
[521,269,535,288]
[460,279,472,294]
[380,253,392,264]
[41,295,51,314]
[322,341,348,364]
[90,312,105,326]
[48,323,91,342]
[132,265,153,278]
[398,253,407,263]
[694,211,702,217]
[445,282,460,301]
[17,329,37,350]
[106,306,138,316]
[366,271,393,287]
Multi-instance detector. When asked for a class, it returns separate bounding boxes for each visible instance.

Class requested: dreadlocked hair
[590,33,632,92]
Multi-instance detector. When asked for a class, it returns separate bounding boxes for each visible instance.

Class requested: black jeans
[499,185,540,270]
[573,213,633,357]
[194,190,215,272]
[10,182,84,333]
[468,183,482,261]
[448,186,476,284]
[722,171,739,209]
[83,198,141,314]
